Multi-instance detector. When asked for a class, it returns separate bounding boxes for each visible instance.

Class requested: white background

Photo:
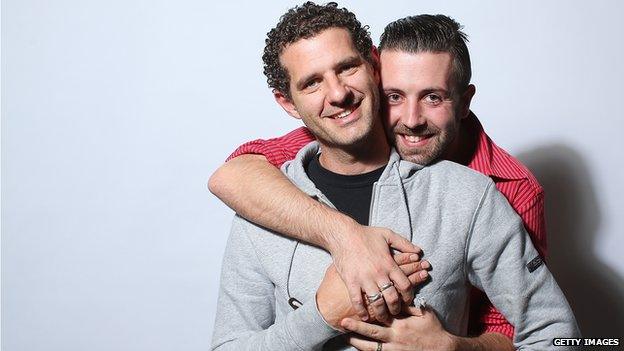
[2,1,623,350]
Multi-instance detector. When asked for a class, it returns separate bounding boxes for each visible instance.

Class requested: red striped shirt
[227,113,546,340]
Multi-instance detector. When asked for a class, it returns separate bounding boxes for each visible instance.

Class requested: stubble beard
[391,124,453,166]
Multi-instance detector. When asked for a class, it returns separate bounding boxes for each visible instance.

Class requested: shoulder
[488,142,544,206]
[426,160,495,188]
[400,160,496,209]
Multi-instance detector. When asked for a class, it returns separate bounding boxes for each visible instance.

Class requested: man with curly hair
[210,2,578,350]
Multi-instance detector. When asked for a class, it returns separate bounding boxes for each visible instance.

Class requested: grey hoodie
[211,142,580,350]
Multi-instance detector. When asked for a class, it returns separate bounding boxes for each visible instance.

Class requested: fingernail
[419,270,428,279]
[410,254,420,261]
[421,260,430,269]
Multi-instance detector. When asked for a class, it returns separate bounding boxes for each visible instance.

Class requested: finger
[348,335,383,351]
[379,282,401,315]
[407,305,425,317]
[363,278,391,323]
[347,282,369,320]
[393,252,421,265]
[388,267,413,304]
[398,259,429,276]
[383,229,422,254]
[394,251,421,265]
[366,287,390,323]
[342,318,390,342]
[407,269,429,286]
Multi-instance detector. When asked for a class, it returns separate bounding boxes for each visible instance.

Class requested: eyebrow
[383,86,450,96]
[294,55,363,90]
[335,56,362,70]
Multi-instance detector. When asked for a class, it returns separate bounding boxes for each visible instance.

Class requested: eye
[424,93,443,105]
[303,79,320,90]
[338,64,358,75]
[386,93,403,104]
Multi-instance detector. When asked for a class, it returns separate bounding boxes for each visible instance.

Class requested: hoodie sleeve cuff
[284,298,343,350]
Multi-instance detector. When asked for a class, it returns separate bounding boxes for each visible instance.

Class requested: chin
[397,148,436,165]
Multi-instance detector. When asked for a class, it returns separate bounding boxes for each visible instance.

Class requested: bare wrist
[322,212,361,254]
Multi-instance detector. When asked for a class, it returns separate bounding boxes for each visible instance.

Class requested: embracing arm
[209,154,357,252]
[209,135,421,320]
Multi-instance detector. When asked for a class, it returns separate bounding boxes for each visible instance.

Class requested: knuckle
[386,293,399,306]
[407,262,421,274]
[394,278,411,292]
[395,253,408,264]
[370,328,381,338]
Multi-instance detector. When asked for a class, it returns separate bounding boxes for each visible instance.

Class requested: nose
[403,99,425,129]
[325,75,352,106]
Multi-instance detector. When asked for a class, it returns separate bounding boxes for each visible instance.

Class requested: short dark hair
[379,15,471,94]
[262,1,373,98]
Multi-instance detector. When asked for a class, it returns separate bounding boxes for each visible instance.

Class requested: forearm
[209,154,358,251]
[452,332,514,351]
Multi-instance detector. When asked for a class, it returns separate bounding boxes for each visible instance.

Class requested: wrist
[322,213,361,255]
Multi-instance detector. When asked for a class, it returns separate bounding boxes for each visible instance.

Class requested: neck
[318,125,390,175]
[444,117,478,166]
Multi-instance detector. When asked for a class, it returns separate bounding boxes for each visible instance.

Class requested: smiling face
[274,28,381,151]
[380,50,474,165]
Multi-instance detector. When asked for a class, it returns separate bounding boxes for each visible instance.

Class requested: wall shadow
[517,144,624,337]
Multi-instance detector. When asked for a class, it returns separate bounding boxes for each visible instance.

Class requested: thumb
[407,305,425,317]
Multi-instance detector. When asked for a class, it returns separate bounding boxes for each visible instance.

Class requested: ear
[370,46,381,83]
[273,89,301,120]
[458,84,476,119]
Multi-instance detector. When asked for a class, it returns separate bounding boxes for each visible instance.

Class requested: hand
[317,253,430,330]
[328,223,423,322]
[342,306,458,351]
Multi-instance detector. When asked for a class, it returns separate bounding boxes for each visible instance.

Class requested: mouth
[326,102,359,119]
[329,109,354,119]
[399,133,434,146]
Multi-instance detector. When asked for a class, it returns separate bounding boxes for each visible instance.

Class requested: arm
[466,188,547,346]
[467,182,579,349]
[209,136,421,320]
[211,216,340,351]
[212,225,430,351]
[343,306,514,351]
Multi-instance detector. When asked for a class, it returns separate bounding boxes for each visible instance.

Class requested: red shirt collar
[464,112,526,181]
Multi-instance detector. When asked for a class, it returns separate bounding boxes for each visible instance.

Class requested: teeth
[334,109,352,119]
[405,135,422,143]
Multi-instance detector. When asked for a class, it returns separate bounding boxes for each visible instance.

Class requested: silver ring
[376,342,383,351]
[366,292,383,303]
[379,282,394,292]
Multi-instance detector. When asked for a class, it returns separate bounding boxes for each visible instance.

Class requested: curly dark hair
[262,2,373,98]
[379,15,471,95]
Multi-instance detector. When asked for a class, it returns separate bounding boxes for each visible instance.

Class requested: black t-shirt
[306,154,384,225]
